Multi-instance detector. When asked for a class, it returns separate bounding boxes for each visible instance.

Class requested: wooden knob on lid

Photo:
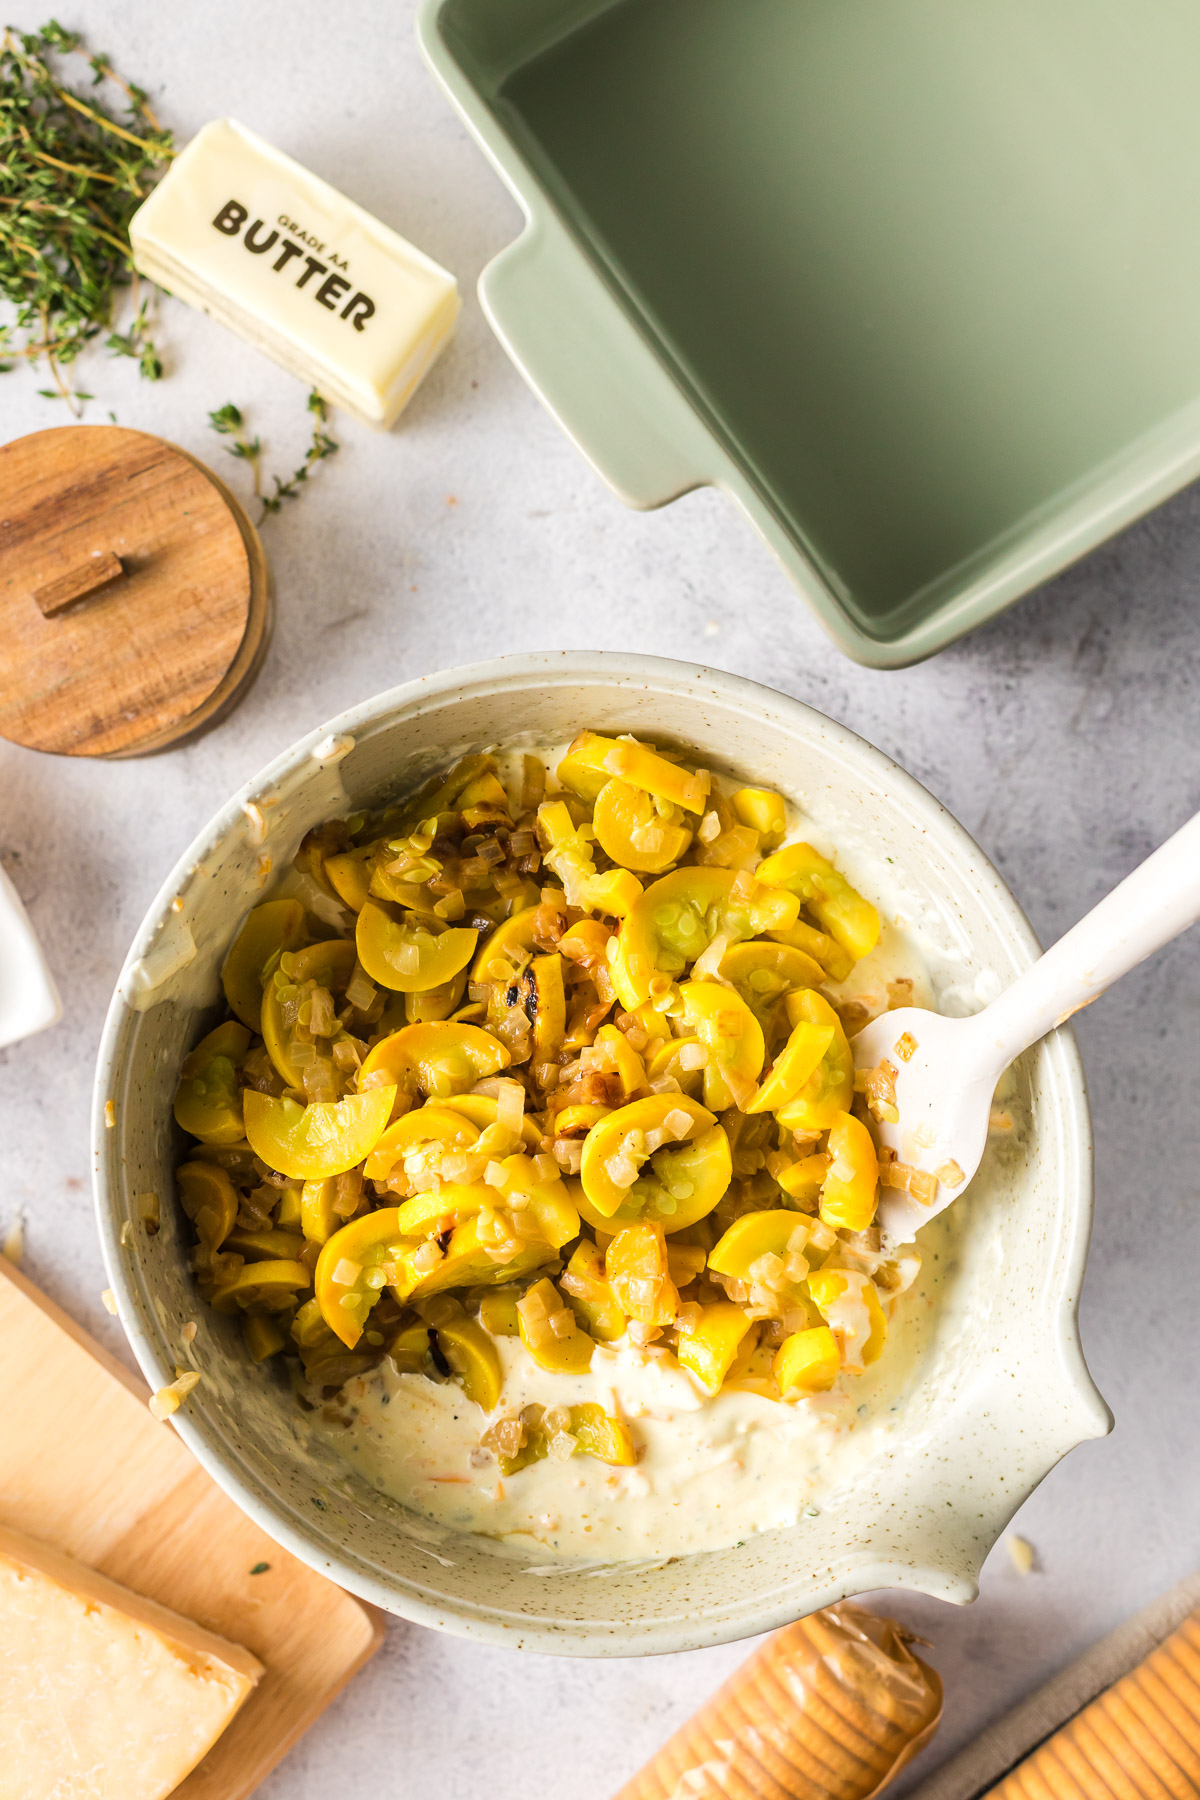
[0,424,272,757]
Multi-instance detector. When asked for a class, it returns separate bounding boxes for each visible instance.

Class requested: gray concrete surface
[2,3,1198,1792]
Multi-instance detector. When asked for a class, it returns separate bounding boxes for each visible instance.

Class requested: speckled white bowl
[93,652,1110,1655]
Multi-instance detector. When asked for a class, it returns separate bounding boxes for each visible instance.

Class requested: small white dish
[93,653,1110,1655]
[0,866,61,1051]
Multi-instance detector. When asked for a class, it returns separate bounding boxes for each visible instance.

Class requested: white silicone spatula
[853,810,1200,1243]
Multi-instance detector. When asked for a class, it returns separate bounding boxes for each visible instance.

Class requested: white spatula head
[852,1007,996,1244]
[855,807,1200,1245]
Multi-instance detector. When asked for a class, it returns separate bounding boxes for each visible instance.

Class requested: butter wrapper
[130,118,459,428]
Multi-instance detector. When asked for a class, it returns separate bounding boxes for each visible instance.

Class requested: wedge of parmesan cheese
[0,1522,263,1800]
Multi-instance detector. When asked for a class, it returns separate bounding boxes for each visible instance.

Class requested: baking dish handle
[479,213,716,510]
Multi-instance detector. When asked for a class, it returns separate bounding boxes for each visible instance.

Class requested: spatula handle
[973,809,1200,1067]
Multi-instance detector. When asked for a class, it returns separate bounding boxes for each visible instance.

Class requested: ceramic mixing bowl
[93,652,1109,1654]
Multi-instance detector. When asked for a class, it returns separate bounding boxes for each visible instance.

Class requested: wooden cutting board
[0,1254,385,1799]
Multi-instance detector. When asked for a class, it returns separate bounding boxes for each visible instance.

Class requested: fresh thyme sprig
[107,296,162,380]
[208,391,340,524]
[7,25,342,524]
[208,401,264,496]
[0,19,173,409]
[261,390,339,516]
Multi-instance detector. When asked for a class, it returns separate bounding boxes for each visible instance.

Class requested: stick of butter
[130,118,459,428]
[0,1521,263,1800]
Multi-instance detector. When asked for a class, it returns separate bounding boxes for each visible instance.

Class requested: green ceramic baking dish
[417,0,1200,666]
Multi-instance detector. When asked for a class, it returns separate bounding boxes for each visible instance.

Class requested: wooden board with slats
[907,1568,1200,1800]
[0,1254,385,1799]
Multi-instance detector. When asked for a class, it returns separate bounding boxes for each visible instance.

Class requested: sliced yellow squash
[774,1325,840,1395]
[774,991,855,1132]
[173,1021,250,1146]
[676,1301,756,1393]
[755,842,879,963]
[176,1160,238,1249]
[579,1094,716,1222]
[677,981,765,1111]
[359,1022,510,1099]
[592,777,693,873]
[221,900,306,1031]
[244,1087,395,1180]
[518,1277,594,1374]
[614,867,799,1006]
[820,1110,879,1232]
[356,898,478,995]
[315,1207,408,1348]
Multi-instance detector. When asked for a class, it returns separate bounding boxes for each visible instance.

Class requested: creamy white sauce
[309,741,1008,1561]
[319,1255,941,1559]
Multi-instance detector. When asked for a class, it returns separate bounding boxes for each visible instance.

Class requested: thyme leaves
[0,20,174,408]
[209,390,340,524]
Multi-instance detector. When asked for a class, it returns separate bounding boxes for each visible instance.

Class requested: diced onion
[691,931,730,980]
[495,1080,526,1132]
[149,1369,201,1421]
[346,962,376,1010]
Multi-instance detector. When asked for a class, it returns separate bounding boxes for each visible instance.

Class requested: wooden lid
[0,425,271,758]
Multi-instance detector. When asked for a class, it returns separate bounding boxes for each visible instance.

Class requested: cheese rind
[130,118,459,428]
[0,1522,263,1800]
